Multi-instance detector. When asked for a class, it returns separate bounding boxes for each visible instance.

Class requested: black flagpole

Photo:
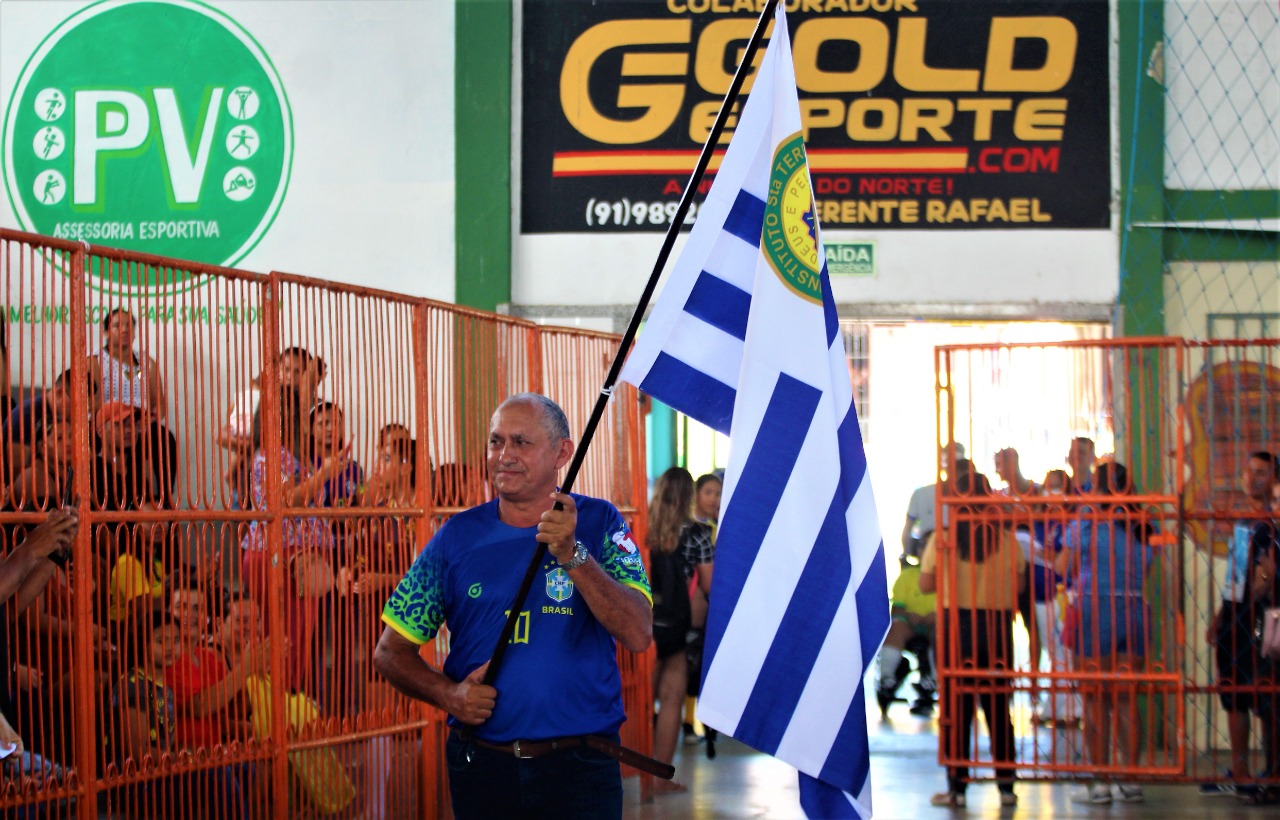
[477,0,781,692]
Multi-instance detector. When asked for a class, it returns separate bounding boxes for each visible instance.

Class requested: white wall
[515,228,1119,312]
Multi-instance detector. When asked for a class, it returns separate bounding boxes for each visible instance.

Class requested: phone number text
[584,198,699,228]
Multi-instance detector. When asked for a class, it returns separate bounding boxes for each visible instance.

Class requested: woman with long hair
[920,463,1024,808]
[239,387,345,693]
[647,467,714,793]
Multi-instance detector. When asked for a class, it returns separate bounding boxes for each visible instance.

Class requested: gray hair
[497,393,571,441]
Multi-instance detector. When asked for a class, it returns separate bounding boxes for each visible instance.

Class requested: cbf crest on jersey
[545,568,574,603]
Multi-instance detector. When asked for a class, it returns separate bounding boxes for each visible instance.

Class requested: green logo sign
[467,583,482,599]
[762,131,821,305]
[2,0,293,294]
[826,242,876,276]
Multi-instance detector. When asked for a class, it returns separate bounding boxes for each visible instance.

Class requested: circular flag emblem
[2,0,293,295]
[762,131,822,304]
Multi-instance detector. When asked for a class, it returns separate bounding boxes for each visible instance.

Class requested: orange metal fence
[929,337,1280,786]
[0,227,653,818]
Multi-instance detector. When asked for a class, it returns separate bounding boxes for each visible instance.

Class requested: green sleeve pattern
[600,518,651,604]
[381,543,445,644]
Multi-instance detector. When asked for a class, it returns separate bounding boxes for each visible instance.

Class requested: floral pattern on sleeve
[600,518,651,605]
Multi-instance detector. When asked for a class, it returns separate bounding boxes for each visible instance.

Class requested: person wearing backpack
[647,467,715,794]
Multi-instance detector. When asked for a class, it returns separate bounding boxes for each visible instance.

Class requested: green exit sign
[826,242,875,276]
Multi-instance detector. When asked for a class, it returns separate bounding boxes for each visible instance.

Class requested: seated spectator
[217,346,325,511]
[1056,461,1152,805]
[88,309,178,505]
[12,511,105,772]
[240,387,337,692]
[309,401,363,509]
[106,611,181,768]
[230,598,357,816]
[339,430,419,659]
[87,308,165,420]
[377,422,411,454]
[280,346,325,411]
[91,402,174,513]
[358,424,415,507]
[0,510,77,784]
[106,610,247,819]
[92,402,143,512]
[107,500,170,625]
[12,408,73,510]
[2,368,71,497]
[168,575,269,751]
[211,594,263,675]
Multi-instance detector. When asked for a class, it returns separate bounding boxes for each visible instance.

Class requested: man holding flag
[620,5,891,818]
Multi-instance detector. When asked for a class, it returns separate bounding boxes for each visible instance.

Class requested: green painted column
[1117,0,1170,742]
[1117,0,1166,338]
[1116,0,1166,494]
[454,0,512,311]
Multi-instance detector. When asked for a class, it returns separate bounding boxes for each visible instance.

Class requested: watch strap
[561,541,591,571]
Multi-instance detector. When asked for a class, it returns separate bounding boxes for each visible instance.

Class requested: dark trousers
[941,608,1016,794]
[445,731,623,820]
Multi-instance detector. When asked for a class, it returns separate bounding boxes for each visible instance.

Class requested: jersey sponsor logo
[467,583,482,598]
[611,528,639,554]
[545,568,575,603]
[2,0,293,295]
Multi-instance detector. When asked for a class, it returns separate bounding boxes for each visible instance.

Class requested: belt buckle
[512,740,533,759]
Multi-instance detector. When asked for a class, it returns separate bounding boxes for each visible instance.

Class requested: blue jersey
[1065,514,1151,599]
[381,494,651,742]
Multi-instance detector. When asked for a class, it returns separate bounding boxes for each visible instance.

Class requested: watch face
[565,543,589,569]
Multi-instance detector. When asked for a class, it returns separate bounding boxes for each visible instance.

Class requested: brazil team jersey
[381,494,651,742]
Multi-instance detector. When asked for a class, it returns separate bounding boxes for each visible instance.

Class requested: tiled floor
[622,699,1275,819]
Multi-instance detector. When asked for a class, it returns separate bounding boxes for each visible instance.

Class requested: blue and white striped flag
[618,7,889,819]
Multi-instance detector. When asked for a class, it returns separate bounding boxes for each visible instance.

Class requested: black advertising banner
[520,0,1109,234]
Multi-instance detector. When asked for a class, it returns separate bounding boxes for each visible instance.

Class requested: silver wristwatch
[561,541,591,571]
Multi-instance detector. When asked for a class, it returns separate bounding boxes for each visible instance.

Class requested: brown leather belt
[469,734,675,780]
